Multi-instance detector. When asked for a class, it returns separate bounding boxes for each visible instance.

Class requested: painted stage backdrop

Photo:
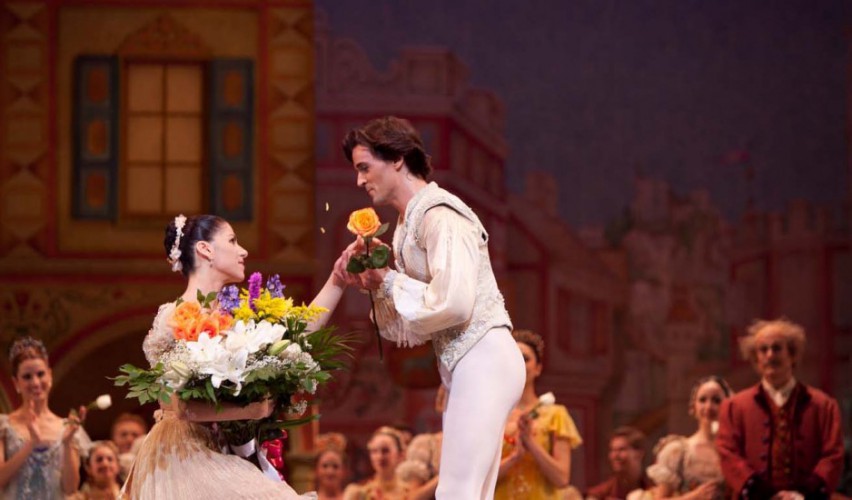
[1,0,850,490]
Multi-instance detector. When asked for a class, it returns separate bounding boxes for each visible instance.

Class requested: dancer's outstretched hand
[359,267,388,290]
[333,240,363,288]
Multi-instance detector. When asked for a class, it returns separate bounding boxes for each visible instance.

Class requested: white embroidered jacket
[373,182,512,372]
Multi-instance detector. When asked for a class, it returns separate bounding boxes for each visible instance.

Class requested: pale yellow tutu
[121,411,314,500]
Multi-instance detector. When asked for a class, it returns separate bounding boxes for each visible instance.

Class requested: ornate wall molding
[263,5,316,262]
[0,2,51,257]
[118,14,212,59]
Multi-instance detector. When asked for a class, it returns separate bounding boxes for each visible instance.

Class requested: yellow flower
[290,304,329,323]
[347,208,382,238]
[232,302,256,322]
[254,292,293,321]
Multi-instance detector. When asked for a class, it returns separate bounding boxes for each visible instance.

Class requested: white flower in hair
[169,214,187,272]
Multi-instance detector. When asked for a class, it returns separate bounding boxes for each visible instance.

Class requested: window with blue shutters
[73,55,119,220]
[72,56,254,221]
[208,59,253,221]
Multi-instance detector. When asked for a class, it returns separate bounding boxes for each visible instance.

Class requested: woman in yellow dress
[495,329,583,500]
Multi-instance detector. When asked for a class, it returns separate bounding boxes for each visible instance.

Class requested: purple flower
[248,272,263,310]
[217,285,241,313]
[266,274,285,298]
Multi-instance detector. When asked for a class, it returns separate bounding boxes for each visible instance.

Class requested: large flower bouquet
[115,272,352,450]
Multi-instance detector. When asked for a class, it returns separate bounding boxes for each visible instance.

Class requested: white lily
[185,332,227,366]
[204,346,249,395]
[225,320,285,354]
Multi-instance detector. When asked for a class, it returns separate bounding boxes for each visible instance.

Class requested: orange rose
[169,303,234,342]
[197,311,233,339]
[215,311,234,332]
[196,317,219,340]
[174,319,201,342]
[169,302,202,341]
[347,208,382,238]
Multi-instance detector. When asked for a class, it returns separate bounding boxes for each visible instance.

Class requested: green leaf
[373,222,389,238]
[203,291,218,308]
[197,289,205,303]
[370,245,389,269]
[267,413,320,430]
[205,379,217,403]
[346,256,366,274]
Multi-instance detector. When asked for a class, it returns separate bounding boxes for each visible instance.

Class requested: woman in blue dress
[0,336,91,499]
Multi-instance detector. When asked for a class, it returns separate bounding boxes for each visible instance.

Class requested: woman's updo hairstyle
[315,432,348,466]
[512,329,545,363]
[9,336,49,377]
[163,214,226,276]
[687,375,733,415]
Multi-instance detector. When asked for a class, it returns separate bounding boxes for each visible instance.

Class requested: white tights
[435,328,525,500]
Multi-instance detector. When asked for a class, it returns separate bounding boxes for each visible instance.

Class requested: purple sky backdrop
[317,0,851,226]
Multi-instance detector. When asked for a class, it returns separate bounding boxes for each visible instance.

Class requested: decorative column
[0,2,51,258]
[262,2,318,492]
[263,3,317,264]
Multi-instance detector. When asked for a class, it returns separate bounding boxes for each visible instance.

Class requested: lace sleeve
[142,302,177,366]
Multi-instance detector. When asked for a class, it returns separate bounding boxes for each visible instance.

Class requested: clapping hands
[516,413,534,447]
[21,400,42,446]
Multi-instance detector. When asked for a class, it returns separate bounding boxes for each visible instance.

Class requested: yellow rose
[347,208,382,237]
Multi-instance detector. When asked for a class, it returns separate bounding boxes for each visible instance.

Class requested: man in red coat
[716,319,844,499]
